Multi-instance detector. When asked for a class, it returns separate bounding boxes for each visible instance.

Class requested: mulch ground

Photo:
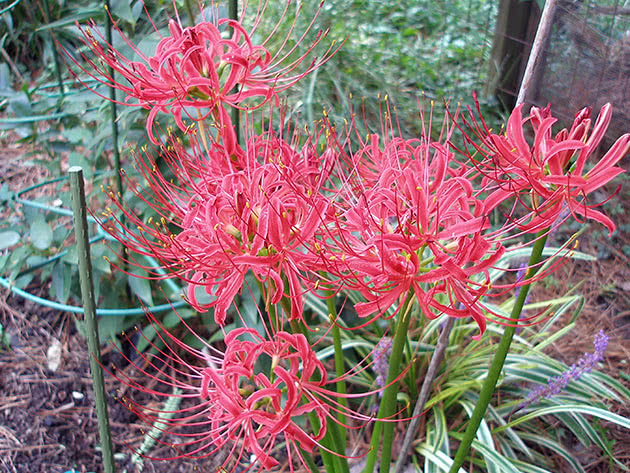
[1,130,630,473]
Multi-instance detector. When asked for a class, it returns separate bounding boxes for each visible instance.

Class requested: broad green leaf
[63,127,92,145]
[128,269,154,305]
[35,7,103,31]
[162,308,195,329]
[30,220,53,250]
[0,252,9,273]
[51,261,71,304]
[110,0,136,25]
[240,272,262,326]
[90,244,113,274]
[68,152,93,179]
[97,315,126,344]
[0,231,20,250]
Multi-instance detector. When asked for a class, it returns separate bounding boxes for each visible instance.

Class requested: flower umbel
[464,102,630,235]
[71,1,337,144]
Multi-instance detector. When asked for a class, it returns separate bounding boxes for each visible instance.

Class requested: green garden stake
[70,167,116,473]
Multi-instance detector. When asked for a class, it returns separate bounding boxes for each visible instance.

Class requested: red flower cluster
[112,312,371,471]
[101,117,335,327]
[316,128,504,336]
[200,328,330,469]
[71,1,338,144]
[465,101,630,235]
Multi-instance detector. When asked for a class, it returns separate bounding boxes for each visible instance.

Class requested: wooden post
[485,0,541,109]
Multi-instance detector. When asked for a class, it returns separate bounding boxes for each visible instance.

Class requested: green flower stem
[70,167,116,473]
[184,0,196,24]
[363,294,415,473]
[287,306,349,473]
[448,229,549,473]
[307,410,337,473]
[405,336,418,402]
[104,0,123,199]
[325,290,348,447]
[229,0,240,144]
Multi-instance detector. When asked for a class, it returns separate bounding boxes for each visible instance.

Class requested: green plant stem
[325,290,347,447]
[228,0,240,144]
[363,294,414,473]
[307,410,337,472]
[448,229,549,473]
[104,0,123,199]
[286,303,349,473]
[70,167,116,473]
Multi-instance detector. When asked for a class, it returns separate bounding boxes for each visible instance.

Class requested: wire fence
[519,0,630,142]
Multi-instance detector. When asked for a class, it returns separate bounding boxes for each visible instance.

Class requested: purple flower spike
[519,330,609,410]
[373,337,393,396]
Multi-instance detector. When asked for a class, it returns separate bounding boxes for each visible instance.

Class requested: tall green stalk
[104,0,123,198]
[228,0,240,144]
[70,167,116,473]
[363,294,415,473]
[286,303,349,473]
[448,229,549,473]
[325,290,347,448]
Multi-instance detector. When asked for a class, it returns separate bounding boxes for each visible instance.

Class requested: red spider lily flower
[70,1,339,144]
[110,312,383,471]
[463,102,629,235]
[314,105,509,337]
[199,328,330,469]
[99,118,336,326]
